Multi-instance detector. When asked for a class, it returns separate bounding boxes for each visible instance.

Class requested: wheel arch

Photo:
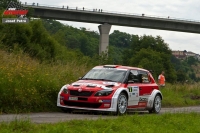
[111,88,129,112]
[156,92,163,100]
[121,90,129,100]
[146,89,163,109]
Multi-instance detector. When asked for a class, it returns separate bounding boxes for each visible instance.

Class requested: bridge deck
[24,3,200,33]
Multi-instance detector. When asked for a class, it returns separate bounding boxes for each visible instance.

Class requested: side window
[138,70,150,83]
[128,70,140,83]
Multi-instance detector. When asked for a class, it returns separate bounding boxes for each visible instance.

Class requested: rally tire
[116,92,128,115]
[148,94,162,114]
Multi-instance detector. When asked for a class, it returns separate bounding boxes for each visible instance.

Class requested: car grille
[64,101,102,108]
[70,90,93,97]
[78,97,88,101]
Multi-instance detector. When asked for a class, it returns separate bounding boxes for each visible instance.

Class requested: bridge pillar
[98,23,111,54]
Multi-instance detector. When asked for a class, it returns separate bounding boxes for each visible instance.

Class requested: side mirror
[78,77,82,80]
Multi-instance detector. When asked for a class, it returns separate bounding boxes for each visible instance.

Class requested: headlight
[94,90,113,96]
[61,85,68,94]
[62,88,68,94]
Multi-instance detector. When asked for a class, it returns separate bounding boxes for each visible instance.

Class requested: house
[172,50,200,60]
[172,50,187,59]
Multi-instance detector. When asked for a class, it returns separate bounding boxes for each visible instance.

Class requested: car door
[127,69,140,107]
[127,70,153,107]
[138,70,153,97]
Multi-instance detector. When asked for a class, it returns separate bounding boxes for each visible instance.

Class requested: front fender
[57,84,69,107]
[110,87,129,112]
[146,89,163,109]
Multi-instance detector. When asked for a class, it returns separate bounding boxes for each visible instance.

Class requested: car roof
[93,65,149,72]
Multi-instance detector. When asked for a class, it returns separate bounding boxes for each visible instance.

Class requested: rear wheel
[116,92,127,115]
[148,94,161,114]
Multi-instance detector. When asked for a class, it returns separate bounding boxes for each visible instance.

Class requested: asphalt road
[0,106,200,124]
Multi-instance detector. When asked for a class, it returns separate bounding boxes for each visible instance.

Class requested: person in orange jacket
[158,71,165,87]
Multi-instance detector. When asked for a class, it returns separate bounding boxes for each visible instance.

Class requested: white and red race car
[57,65,162,115]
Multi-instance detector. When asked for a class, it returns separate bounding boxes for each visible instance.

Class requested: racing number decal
[128,86,139,96]
[128,87,133,92]
[127,86,139,106]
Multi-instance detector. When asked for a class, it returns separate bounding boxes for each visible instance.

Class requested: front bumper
[57,94,118,112]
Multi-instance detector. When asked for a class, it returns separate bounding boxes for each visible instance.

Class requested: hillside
[1,6,200,83]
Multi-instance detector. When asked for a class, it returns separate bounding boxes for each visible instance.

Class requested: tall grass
[161,83,200,107]
[0,113,200,133]
[0,50,92,113]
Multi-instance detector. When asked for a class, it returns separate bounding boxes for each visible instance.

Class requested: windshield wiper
[94,79,114,82]
[81,78,115,82]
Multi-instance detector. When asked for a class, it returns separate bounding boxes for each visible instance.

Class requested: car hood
[67,80,121,91]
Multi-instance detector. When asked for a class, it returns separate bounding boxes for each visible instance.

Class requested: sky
[21,0,200,54]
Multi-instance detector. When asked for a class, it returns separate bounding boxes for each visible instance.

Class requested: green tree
[109,30,132,48]
[176,70,188,82]
[187,56,197,66]
[123,35,176,83]
[42,19,99,57]
[129,48,163,79]
[0,0,18,10]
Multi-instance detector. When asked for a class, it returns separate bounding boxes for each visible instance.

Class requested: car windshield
[81,68,127,82]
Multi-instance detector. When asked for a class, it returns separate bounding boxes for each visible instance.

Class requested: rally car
[57,65,162,115]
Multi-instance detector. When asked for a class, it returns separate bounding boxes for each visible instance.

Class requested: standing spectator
[158,71,165,87]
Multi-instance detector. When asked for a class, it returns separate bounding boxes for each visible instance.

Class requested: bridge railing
[22,2,200,23]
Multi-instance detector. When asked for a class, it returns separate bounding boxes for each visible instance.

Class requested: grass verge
[0,113,200,133]
[161,83,200,107]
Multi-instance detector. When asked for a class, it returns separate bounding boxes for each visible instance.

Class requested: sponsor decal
[104,104,110,107]
[2,1,29,23]
[128,86,139,98]
[128,86,139,92]
[138,102,147,106]
[139,97,148,101]
[143,93,151,96]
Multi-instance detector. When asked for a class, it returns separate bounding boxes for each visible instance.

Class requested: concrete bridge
[24,3,200,54]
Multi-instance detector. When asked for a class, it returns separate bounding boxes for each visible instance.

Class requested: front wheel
[148,94,162,114]
[116,92,128,115]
